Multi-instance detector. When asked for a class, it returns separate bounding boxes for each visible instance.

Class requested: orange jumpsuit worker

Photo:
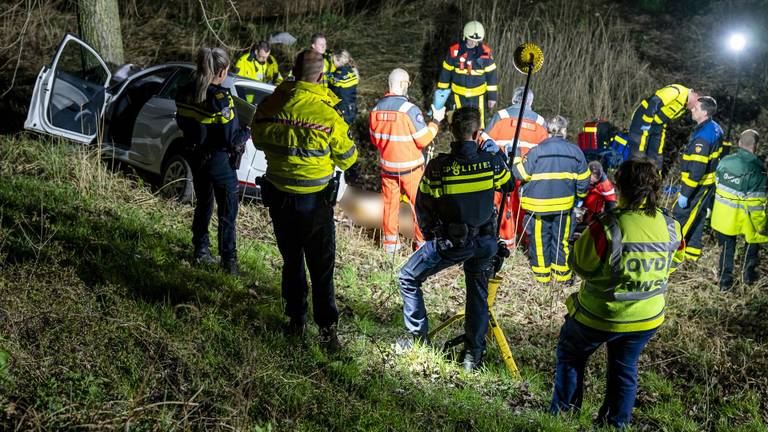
[370,68,446,253]
[485,87,548,246]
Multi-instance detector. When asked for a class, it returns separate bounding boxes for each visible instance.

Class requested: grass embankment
[2,137,768,430]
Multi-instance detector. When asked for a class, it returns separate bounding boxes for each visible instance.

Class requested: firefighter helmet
[463,21,485,41]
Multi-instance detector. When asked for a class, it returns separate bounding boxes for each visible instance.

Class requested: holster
[442,220,496,248]
[228,142,246,170]
[322,171,343,207]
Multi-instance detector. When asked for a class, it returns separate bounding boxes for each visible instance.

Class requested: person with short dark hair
[672,95,724,261]
[711,129,767,290]
[250,49,358,352]
[233,40,283,86]
[550,156,685,429]
[396,106,512,371]
[175,47,250,275]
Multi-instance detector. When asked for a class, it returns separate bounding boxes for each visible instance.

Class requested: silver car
[25,33,348,202]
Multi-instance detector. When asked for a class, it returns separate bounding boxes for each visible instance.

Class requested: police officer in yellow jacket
[672,96,723,261]
[513,115,590,283]
[437,21,498,125]
[711,129,766,290]
[250,49,358,351]
[234,41,283,85]
[628,84,699,169]
[310,33,335,87]
[551,156,685,428]
[398,107,512,371]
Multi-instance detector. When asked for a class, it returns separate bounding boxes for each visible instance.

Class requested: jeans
[398,235,497,357]
[717,233,761,289]
[192,151,239,261]
[267,186,338,328]
[550,316,657,428]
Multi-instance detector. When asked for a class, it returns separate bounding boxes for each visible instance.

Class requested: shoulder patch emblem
[694,144,702,154]
[416,113,424,123]
[221,107,231,118]
[215,92,226,100]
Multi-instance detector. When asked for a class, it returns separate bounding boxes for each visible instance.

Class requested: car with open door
[25,33,348,202]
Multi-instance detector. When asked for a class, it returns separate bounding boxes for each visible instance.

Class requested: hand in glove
[677,195,688,209]
[431,104,446,123]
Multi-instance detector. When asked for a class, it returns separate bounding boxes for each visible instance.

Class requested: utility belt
[257,171,341,209]
[381,164,424,177]
[191,143,245,170]
[437,220,496,249]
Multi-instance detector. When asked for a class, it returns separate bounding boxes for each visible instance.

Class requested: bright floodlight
[728,33,747,52]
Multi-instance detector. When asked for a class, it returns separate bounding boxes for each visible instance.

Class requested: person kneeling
[396,107,512,371]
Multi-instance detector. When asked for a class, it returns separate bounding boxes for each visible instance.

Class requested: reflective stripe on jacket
[633,84,690,128]
[437,41,498,101]
[512,136,590,214]
[370,94,437,173]
[251,81,357,194]
[175,83,249,153]
[234,53,283,85]
[712,148,768,243]
[485,105,548,160]
[567,208,685,332]
[329,65,359,111]
[679,119,723,198]
[416,140,512,236]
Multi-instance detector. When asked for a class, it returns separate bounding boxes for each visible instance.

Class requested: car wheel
[160,154,194,203]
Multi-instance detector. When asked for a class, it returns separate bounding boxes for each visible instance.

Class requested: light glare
[728,33,747,52]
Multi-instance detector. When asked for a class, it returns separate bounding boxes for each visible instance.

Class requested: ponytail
[194,46,230,103]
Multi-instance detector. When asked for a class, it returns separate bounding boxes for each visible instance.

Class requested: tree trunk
[77,0,124,66]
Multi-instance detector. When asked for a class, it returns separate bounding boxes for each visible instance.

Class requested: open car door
[25,33,112,144]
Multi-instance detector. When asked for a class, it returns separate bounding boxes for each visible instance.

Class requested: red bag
[578,119,617,152]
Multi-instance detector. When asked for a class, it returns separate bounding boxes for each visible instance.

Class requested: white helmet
[463,21,485,41]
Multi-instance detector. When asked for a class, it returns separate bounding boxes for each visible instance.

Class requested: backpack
[578,119,618,152]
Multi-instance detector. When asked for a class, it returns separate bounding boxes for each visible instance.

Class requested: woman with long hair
[328,49,359,125]
[175,46,250,275]
[550,156,685,428]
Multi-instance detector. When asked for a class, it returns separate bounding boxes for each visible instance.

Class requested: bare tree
[77,0,124,66]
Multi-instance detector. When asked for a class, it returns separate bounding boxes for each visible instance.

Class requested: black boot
[462,350,483,372]
[221,258,239,276]
[284,318,307,340]
[319,324,341,353]
[193,249,219,266]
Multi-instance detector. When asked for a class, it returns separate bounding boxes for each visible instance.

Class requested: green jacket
[711,148,768,243]
[566,207,684,333]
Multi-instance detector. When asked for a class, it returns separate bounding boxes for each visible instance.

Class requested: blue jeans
[550,316,657,428]
[192,151,239,260]
[398,235,497,357]
[267,186,338,328]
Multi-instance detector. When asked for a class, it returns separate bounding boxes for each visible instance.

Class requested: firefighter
[328,49,359,125]
[627,84,699,169]
[370,68,446,253]
[672,96,723,261]
[486,86,549,246]
[250,50,358,351]
[397,107,512,371]
[233,40,283,86]
[437,20,498,126]
[711,129,766,291]
[310,33,334,86]
[512,115,590,284]
[175,47,250,275]
[550,156,685,429]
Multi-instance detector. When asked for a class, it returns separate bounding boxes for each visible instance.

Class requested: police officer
[436,21,498,126]
[711,129,766,290]
[397,107,512,371]
[250,49,358,352]
[627,84,699,169]
[175,46,250,275]
[512,115,590,284]
[551,156,685,428]
[310,33,334,87]
[673,96,723,261]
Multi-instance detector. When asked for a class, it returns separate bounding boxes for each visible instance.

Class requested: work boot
[319,324,341,353]
[221,258,239,276]
[193,249,219,266]
[462,350,483,372]
[284,318,307,341]
[394,333,429,352]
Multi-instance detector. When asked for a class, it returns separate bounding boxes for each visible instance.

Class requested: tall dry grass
[462,0,659,129]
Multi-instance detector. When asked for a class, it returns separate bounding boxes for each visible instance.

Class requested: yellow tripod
[427,275,521,380]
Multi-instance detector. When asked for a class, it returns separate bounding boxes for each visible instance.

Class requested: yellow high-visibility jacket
[712,148,768,243]
[234,52,283,85]
[250,81,358,194]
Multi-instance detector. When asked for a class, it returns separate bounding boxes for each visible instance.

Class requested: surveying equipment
[428,43,544,379]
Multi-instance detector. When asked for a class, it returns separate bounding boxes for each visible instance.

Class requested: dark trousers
[398,235,497,357]
[672,187,714,261]
[192,151,239,260]
[267,188,338,328]
[451,93,487,126]
[524,211,573,283]
[717,233,761,289]
[628,115,666,170]
[550,316,657,428]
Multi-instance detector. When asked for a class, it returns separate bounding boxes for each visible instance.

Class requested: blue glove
[677,195,688,209]
[432,89,451,111]
[576,199,584,208]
